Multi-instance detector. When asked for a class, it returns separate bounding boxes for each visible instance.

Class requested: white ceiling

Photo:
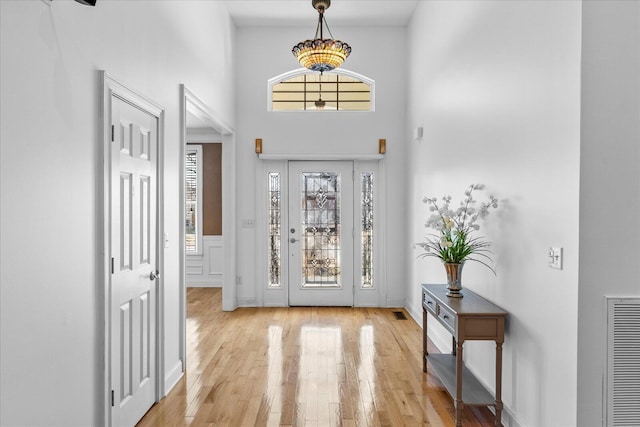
[223,1,419,27]
[188,0,417,129]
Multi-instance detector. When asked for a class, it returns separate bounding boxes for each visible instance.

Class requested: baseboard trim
[405,302,422,325]
[485,403,525,427]
[164,360,183,396]
[237,297,257,307]
[386,297,405,308]
[186,282,222,288]
[264,302,287,307]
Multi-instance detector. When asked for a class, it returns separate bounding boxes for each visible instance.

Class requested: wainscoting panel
[208,243,223,276]
[186,265,203,276]
[186,236,223,287]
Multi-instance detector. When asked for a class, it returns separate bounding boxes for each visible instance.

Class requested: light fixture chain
[315,11,323,39]
[322,15,335,40]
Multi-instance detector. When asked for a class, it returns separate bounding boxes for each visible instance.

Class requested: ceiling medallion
[292,0,352,73]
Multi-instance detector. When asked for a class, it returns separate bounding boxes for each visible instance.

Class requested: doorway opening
[178,86,236,379]
[259,158,384,308]
[184,133,223,287]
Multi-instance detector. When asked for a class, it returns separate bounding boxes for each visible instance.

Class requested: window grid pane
[185,151,197,252]
[268,172,281,288]
[361,172,374,288]
[272,73,372,111]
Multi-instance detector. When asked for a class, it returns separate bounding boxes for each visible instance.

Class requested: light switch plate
[548,247,563,269]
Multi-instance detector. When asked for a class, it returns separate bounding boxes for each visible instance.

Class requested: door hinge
[111,257,115,274]
[111,390,115,407]
[111,125,115,142]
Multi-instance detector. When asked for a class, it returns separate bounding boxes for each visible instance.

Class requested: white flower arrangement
[416,184,499,272]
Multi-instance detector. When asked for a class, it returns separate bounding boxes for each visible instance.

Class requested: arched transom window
[268,68,375,112]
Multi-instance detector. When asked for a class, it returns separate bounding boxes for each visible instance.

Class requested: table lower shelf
[426,353,496,406]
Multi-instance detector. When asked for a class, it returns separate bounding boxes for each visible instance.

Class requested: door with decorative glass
[288,161,354,306]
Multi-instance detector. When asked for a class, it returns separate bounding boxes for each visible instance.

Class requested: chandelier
[292,0,351,73]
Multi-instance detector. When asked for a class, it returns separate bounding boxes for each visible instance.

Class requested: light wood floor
[137,288,494,426]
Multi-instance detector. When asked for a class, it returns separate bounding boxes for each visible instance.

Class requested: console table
[422,284,507,427]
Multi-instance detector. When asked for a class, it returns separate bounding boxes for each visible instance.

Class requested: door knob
[290,238,299,243]
[150,271,160,281]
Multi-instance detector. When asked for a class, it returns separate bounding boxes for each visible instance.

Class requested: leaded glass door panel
[288,161,354,306]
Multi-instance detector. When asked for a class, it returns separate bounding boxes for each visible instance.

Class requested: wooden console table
[422,284,507,427]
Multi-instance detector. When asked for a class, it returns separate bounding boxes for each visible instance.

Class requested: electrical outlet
[548,247,563,269]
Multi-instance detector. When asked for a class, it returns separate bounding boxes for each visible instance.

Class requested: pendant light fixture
[315,76,326,110]
[292,0,351,73]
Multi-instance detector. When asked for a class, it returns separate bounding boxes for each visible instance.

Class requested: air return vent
[605,297,640,426]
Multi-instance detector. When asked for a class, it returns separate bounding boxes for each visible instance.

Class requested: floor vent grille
[606,297,640,426]
[392,311,408,320]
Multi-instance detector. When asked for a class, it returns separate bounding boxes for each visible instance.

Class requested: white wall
[578,1,640,425]
[234,26,407,307]
[406,1,582,426]
[0,1,235,425]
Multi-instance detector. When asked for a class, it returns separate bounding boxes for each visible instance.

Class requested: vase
[444,262,464,298]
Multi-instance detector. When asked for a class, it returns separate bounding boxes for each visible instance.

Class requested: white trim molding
[257,159,386,308]
[164,361,183,396]
[179,85,237,389]
[258,153,384,161]
[101,71,166,426]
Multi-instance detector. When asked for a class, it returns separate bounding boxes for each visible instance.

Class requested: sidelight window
[361,172,374,288]
[268,172,282,288]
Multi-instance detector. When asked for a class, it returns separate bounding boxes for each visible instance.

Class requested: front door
[288,161,354,306]
[110,96,158,426]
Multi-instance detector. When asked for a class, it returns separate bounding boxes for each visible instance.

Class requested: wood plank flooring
[137,288,494,426]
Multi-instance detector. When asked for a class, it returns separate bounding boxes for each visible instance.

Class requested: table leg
[455,339,464,427]
[495,341,504,427]
[423,307,428,372]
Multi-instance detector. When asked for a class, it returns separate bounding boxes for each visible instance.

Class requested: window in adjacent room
[185,145,202,253]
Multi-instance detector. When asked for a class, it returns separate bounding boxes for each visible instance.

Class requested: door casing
[257,158,385,308]
[101,71,165,426]
[178,85,237,378]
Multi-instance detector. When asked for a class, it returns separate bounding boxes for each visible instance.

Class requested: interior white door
[110,96,158,426]
[288,161,354,306]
